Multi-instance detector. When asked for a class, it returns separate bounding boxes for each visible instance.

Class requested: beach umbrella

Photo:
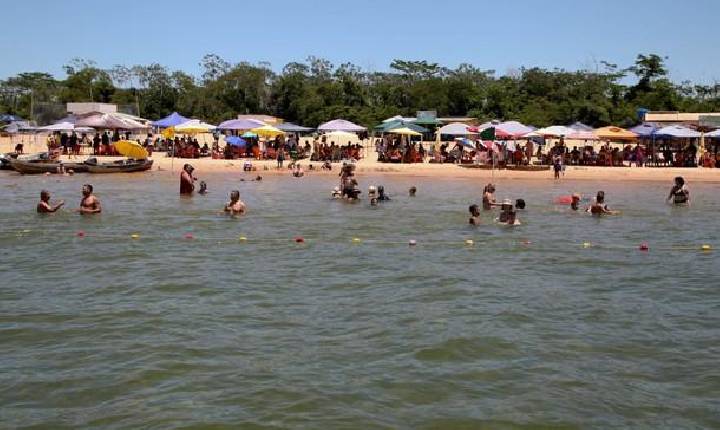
[218,118,266,130]
[37,121,78,131]
[241,132,258,138]
[276,122,314,133]
[375,120,428,133]
[75,113,149,130]
[250,125,284,138]
[225,136,247,147]
[495,121,535,138]
[387,126,422,136]
[529,125,575,137]
[629,123,658,137]
[323,130,358,140]
[567,129,598,140]
[437,122,471,135]
[317,119,366,132]
[174,119,217,134]
[706,129,720,138]
[655,125,702,138]
[152,112,190,128]
[569,121,594,131]
[114,140,149,159]
[594,126,638,141]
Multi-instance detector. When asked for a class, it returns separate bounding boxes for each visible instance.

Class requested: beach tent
[75,112,150,130]
[317,119,366,132]
[528,125,575,137]
[569,121,594,131]
[322,130,359,140]
[218,118,266,130]
[174,119,217,133]
[276,122,314,133]
[655,125,702,138]
[594,126,638,141]
[387,127,422,136]
[706,129,720,138]
[375,120,428,133]
[36,122,94,133]
[629,123,658,137]
[152,112,190,128]
[494,121,535,138]
[437,122,471,135]
[225,136,247,147]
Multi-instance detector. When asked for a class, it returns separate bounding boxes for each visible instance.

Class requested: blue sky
[3,0,719,84]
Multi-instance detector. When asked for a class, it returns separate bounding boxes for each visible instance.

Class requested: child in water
[667,176,689,205]
[198,181,208,194]
[515,199,526,210]
[468,204,481,225]
[587,191,618,215]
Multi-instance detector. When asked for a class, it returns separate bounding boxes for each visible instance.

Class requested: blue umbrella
[152,112,190,128]
[225,136,247,147]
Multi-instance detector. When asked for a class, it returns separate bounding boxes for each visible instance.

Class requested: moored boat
[9,153,89,174]
[84,157,153,173]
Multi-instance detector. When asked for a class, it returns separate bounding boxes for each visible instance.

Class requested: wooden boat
[457,164,497,170]
[506,165,551,171]
[84,157,153,173]
[0,152,18,170]
[10,154,89,174]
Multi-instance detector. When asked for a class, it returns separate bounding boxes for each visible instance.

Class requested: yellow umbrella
[174,120,217,134]
[114,140,149,159]
[162,127,175,139]
[388,126,422,136]
[595,126,638,141]
[251,125,284,138]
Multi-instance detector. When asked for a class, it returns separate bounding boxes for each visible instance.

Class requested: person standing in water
[482,184,496,210]
[667,176,690,205]
[78,184,101,215]
[37,190,64,213]
[180,164,196,195]
[587,191,617,215]
[468,204,481,225]
[224,190,246,215]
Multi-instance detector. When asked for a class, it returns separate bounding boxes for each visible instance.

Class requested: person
[498,200,521,225]
[515,199,526,210]
[482,184,496,210]
[198,181,208,195]
[37,190,64,213]
[468,204,481,225]
[667,176,690,205]
[224,190,246,215]
[180,164,196,194]
[331,186,342,199]
[571,193,582,211]
[587,191,617,215]
[368,185,378,205]
[292,164,304,177]
[276,145,285,168]
[553,154,562,179]
[377,185,390,201]
[409,186,417,197]
[78,184,101,215]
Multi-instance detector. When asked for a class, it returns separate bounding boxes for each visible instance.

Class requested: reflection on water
[1,170,719,429]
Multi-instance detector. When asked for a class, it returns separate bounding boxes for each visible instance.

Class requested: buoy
[238,236,247,242]
[76,231,85,237]
[582,242,592,248]
[22,229,31,233]
[522,239,532,246]
[701,244,712,251]
[465,239,474,246]
[294,236,305,243]
[408,239,417,246]
[130,234,140,239]
[639,242,649,251]
[352,237,361,243]
[184,233,194,240]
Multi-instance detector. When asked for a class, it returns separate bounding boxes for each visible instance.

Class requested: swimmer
[292,164,305,178]
[571,193,581,211]
[667,176,689,205]
[482,184,496,210]
[515,199,526,210]
[224,190,246,215]
[409,186,417,197]
[368,185,378,206]
[468,204,481,225]
[255,175,262,181]
[587,191,618,215]
[37,190,64,213]
[498,199,513,223]
[378,185,390,201]
[77,184,101,215]
[331,186,342,199]
[198,181,208,194]
[343,178,361,200]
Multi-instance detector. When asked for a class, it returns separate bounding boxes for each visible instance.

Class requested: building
[643,111,720,128]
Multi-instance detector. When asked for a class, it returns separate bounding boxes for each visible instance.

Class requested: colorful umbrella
[114,140,149,159]
[251,125,284,138]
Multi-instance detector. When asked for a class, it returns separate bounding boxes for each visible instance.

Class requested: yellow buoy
[131,234,140,239]
[701,244,712,251]
[352,237,361,243]
[238,236,248,242]
[465,239,474,246]
[582,242,592,248]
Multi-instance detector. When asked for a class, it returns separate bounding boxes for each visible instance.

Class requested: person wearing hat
[180,163,196,195]
[498,199,513,223]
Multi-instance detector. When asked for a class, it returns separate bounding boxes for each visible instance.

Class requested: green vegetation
[1,54,718,127]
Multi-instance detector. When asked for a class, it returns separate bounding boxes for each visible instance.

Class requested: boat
[9,153,89,174]
[506,165,551,171]
[84,157,153,173]
[0,152,18,170]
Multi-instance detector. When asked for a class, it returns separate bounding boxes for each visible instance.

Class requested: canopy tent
[218,118,266,130]
[225,136,247,147]
[322,130,359,140]
[317,119,366,132]
[75,112,150,130]
[375,120,428,133]
[437,122,471,135]
[250,125,284,138]
[706,129,720,138]
[527,125,575,137]
[276,122,314,133]
[594,126,638,141]
[152,112,190,128]
[494,121,535,138]
[629,123,658,137]
[174,119,217,134]
[387,127,422,136]
[2,121,34,133]
[114,140,149,159]
[36,122,94,132]
[569,121,594,131]
[655,125,702,138]
[567,129,599,140]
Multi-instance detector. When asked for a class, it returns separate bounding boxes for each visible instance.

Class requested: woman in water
[667,176,689,205]
[587,191,618,215]
[224,190,246,215]
[468,204,481,225]
[482,184,496,210]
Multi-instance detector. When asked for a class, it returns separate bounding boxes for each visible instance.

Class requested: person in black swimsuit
[667,176,689,205]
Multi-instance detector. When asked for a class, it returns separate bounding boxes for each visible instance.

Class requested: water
[1,170,719,429]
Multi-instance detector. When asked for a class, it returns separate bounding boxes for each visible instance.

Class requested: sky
[2,0,719,84]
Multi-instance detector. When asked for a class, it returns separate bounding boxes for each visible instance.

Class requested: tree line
[1,53,719,128]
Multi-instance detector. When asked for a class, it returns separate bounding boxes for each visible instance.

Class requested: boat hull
[85,158,153,173]
[10,159,89,174]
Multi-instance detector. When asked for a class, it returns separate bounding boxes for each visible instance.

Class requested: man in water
[180,164,196,194]
[37,190,64,213]
[224,190,246,215]
[667,176,690,205]
[571,193,581,211]
[587,191,617,215]
[482,184,496,210]
[409,186,417,197]
[468,204,481,225]
[78,184,101,215]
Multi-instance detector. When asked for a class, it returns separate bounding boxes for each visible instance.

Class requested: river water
[1,170,719,429]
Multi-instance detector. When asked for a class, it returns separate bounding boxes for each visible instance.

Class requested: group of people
[36,184,101,214]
